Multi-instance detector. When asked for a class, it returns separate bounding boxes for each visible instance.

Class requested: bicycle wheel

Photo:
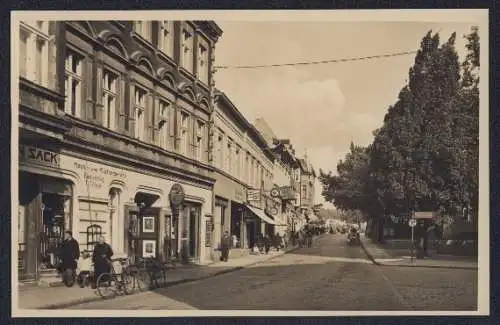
[96,273,117,299]
[120,272,134,295]
[134,269,149,291]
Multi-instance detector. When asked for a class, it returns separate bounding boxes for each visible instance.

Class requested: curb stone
[40,245,299,310]
[360,238,478,270]
[359,238,382,266]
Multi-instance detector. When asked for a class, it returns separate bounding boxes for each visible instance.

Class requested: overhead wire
[214,50,419,70]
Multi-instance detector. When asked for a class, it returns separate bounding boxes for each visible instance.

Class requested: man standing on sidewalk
[220,231,231,262]
[58,230,80,287]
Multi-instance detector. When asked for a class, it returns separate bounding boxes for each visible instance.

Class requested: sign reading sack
[20,146,60,167]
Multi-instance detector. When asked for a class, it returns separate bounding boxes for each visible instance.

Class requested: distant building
[298,156,318,224]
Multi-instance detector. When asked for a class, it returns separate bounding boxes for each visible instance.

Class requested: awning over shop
[245,205,276,225]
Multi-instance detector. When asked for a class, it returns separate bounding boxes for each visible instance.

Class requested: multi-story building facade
[211,90,276,255]
[298,157,318,224]
[269,139,301,236]
[254,118,302,236]
[17,20,222,284]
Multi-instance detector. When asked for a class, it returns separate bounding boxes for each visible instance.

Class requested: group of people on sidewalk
[218,230,287,262]
[56,230,114,289]
[291,224,319,248]
[252,232,286,255]
[217,223,324,262]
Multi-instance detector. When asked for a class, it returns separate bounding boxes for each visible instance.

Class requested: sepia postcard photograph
[10,9,489,317]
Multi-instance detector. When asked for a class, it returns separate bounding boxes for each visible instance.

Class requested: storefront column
[240,210,246,249]
[158,207,167,261]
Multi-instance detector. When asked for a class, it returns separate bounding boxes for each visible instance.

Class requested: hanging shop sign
[279,186,297,201]
[414,211,438,219]
[247,190,261,202]
[270,186,280,198]
[169,183,185,207]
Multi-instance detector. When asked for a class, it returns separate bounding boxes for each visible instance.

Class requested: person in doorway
[58,230,80,287]
[220,230,231,262]
[92,236,114,287]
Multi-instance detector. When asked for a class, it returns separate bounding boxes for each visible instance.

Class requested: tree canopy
[319,27,480,224]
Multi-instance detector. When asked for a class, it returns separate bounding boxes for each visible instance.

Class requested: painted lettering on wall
[20,146,60,167]
[74,162,126,189]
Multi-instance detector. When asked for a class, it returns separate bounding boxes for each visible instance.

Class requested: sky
[213,19,476,209]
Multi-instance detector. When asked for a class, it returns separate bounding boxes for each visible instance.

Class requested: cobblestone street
[66,234,477,311]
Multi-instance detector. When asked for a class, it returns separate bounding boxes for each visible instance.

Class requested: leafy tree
[321,28,479,244]
[449,26,479,220]
[319,142,373,215]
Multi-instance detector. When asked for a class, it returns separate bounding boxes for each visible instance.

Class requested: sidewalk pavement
[359,236,478,270]
[16,245,299,310]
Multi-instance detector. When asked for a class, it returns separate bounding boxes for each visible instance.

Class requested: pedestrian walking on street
[264,234,271,254]
[306,226,313,248]
[57,230,80,287]
[274,233,282,251]
[257,233,265,253]
[220,230,231,262]
[91,236,113,288]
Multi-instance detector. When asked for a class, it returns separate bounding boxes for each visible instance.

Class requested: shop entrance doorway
[18,172,73,282]
[40,192,67,269]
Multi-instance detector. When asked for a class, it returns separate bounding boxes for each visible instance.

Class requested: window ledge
[157,50,176,66]
[131,32,156,53]
[179,67,195,81]
[19,77,65,105]
[195,79,210,92]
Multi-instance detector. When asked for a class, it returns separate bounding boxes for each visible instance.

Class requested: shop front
[244,203,276,249]
[212,172,246,257]
[17,144,214,283]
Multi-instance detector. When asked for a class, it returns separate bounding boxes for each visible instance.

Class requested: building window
[216,134,223,169]
[133,21,152,42]
[249,157,255,187]
[64,51,83,117]
[180,112,189,155]
[197,39,209,84]
[235,147,241,179]
[158,100,169,149]
[180,27,194,73]
[226,142,232,174]
[134,86,147,140]
[102,70,118,129]
[159,21,174,58]
[245,154,250,184]
[19,21,51,87]
[196,120,205,161]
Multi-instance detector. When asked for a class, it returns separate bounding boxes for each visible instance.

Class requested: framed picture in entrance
[142,240,156,257]
[142,216,155,233]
